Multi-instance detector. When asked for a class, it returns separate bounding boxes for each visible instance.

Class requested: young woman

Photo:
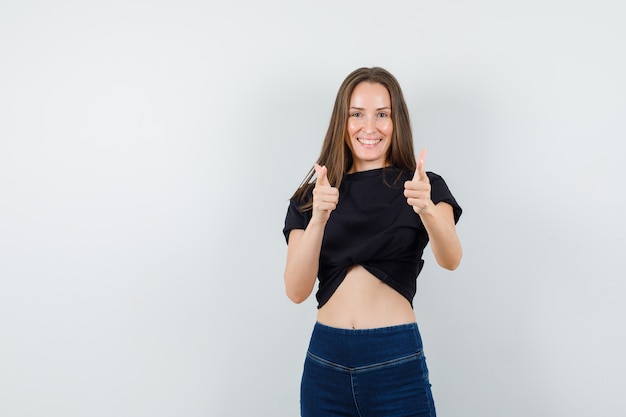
[283,67,462,417]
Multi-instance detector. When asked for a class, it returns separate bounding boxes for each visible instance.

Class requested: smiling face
[345,82,393,173]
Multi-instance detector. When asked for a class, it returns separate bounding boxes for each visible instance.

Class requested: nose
[363,116,376,134]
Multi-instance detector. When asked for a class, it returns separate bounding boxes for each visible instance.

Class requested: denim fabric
[301,322,436,417]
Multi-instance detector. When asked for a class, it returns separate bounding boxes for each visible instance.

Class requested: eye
[378,112,389,118]
[351,112,362,118]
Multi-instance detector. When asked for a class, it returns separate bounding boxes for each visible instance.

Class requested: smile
[358,138,382,146]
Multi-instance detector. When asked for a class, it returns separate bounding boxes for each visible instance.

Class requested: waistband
[307,321,424,368]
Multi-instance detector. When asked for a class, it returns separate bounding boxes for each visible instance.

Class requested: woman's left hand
[404,148,434,215]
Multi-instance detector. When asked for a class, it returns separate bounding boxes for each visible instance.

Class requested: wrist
[417,200,436,217]
[308,216,329,228]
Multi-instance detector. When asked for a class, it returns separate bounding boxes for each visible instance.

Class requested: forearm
[284,221,326,303]
[419,203,462,270]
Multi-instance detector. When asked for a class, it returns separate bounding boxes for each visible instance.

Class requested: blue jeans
[301,322,436,417]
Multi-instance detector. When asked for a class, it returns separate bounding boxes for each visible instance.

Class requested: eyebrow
[349,106,391,111]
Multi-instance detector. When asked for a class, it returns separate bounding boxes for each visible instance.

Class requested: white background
[1,1,625,416]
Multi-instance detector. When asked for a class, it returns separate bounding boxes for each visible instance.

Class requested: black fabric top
[283,166,462,309]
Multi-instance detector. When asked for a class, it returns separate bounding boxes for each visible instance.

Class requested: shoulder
[426,171,443,182]
[425,171,462,223]
[290,182,315,209]
[426,172,452,191]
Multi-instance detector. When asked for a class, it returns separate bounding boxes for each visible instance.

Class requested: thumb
[314,164,330,186]
[413,148,427,181]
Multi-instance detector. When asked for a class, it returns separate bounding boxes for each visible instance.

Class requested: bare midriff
[316,265,416,330]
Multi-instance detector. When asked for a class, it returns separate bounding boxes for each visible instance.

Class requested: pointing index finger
[413,148,427,180]
[314,164,330,186]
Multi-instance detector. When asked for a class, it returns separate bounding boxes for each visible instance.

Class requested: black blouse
[283,166,462,309]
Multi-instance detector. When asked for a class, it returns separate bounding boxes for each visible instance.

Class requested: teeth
[359,138,381,145]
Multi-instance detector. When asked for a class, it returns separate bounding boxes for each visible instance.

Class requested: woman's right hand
[312,164,339,224]
[284,164,338,303]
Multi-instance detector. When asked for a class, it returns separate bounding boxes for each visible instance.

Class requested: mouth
[357,138,382,146]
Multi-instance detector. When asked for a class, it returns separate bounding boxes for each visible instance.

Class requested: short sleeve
[427,172,462,224]
[282,199,312,243]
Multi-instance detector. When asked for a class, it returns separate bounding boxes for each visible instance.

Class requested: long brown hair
[291,67,416,207]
